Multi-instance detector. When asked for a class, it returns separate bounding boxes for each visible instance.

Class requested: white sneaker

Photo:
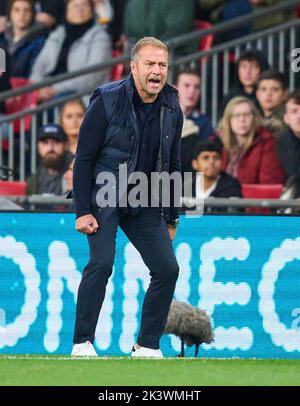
[71,341,98,357]
[131,345,163,358]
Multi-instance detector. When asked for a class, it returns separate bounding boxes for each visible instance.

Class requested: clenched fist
[76,214,99,235]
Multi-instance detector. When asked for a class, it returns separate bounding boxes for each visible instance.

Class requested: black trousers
[73,207,179,350]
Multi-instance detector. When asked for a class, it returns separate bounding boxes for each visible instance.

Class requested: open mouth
[148,78,161,85]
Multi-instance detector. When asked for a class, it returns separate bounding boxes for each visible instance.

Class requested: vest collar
[125,74,178,111]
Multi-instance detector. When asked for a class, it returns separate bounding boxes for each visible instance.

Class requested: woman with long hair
[0,0,47,78]
[218,96,285,184]
[60,99,85,157]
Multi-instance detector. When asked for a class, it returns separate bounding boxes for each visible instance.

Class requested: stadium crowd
[0,0,300,212]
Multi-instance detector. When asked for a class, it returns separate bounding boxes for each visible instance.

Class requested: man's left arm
[167,109,183,239]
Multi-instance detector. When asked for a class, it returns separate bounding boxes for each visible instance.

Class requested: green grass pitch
[0,356,299,386]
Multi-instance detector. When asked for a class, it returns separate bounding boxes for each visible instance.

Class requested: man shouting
[71,37,183,358]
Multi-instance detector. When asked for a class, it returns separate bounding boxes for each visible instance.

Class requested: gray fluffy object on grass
[164,300,214,357]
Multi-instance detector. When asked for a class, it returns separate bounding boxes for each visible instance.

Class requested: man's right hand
[76,214,99,234]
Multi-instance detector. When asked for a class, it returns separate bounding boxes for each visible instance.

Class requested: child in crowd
[185,140,242,199]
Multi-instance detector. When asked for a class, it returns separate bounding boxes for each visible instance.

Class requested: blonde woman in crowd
[60,99,85,157]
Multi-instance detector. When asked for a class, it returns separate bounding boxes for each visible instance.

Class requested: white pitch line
[0,356,268,362]
[0,356,199,361]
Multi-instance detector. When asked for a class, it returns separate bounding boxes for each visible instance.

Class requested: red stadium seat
[195,20,214,52]
[111,50,125,81]
[5,77,38,133]
[0,181,26,196]
[242,184,283,213]
[3,78,38,152]
[242,184,283,199]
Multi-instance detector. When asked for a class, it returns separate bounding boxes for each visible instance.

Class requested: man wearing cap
[26,124,73,195]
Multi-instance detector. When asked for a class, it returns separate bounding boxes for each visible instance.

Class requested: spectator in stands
[176,69,215,141]
[123,0,197,56]
[26,124,73,195]
[30,0,111,103]
[0,0,47,78]
[218,96,285,185]
[255,70,288,138]
[60,99,85,157]
[277,90,300,198]
[184,140,242,200]
[0,0,62,32]
[174,69,215,174]
[220,50,269,116]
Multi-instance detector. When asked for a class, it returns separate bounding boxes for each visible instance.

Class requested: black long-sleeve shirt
[74,87,163,218]
[73,94,108,218]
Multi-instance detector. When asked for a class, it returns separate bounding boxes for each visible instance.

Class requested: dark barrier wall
[0,213,299,358]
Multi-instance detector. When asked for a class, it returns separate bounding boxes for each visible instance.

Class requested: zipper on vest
[127,102,138,170]
[159,107,165,221]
